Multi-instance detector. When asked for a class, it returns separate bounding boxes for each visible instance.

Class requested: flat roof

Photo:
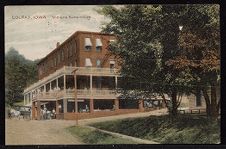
[37,31,115,65]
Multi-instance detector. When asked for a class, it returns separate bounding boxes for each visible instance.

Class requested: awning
[68,99,85,102]
[40,102,49,106]
[109,39,115,43]
[96,38,103,47]
[85,38,92,46]
[85,58,92,67]
[110,60,115,64]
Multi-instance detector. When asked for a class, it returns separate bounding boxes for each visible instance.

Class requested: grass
[90,115,220,144]
[66,125,137,144]
[14,100,24,106]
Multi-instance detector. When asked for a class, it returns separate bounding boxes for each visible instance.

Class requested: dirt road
[5,119,83,145]
[5,108,167,145]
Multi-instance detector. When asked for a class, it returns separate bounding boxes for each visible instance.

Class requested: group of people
[40,105,56,120]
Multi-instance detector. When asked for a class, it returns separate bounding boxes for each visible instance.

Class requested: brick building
[23,31,149,120]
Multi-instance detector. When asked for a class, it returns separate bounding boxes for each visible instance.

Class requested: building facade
[23,31,149,120]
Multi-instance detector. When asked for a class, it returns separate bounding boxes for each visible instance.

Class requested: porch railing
[33,89,118,101]
[24,66,120,93]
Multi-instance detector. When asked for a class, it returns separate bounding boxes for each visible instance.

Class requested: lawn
[14,100,24,106]
[66,125,138,144]
[90,115,220,144]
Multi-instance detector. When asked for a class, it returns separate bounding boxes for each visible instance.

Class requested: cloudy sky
[5,5,112,60]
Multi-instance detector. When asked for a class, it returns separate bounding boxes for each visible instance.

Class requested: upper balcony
[32,89,119,100]
[24,66,120,93]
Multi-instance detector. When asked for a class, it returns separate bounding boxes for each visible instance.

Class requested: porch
[31,98,146,120]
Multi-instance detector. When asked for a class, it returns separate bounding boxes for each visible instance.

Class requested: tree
[97,4,220,118]
[167,5,220,119]
[5,47,39,106]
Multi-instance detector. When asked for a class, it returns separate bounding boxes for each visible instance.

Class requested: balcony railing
[32,89,119,101]
[24,66,120,93]
[75,67,119,76]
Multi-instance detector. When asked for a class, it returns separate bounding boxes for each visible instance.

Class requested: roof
[37,31,115,65]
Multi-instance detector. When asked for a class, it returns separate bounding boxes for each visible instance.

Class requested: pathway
[6,108,167,145]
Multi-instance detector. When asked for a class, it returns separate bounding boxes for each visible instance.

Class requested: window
[74,41,77,54]
[66,45,69,58]
[61,50,64,61]
[72,39,77,54]
[70,48,73,56]
[110,60,115,69]
[110,60,115,72]
[96,46,102,52]
[52,59,54,67]
[69,42,73,56]
[96,38,103,52]
[108,39,115,51]
[39,68,43,75]
[58,52,61,64]
[96,59,101,68]
[54,57,57,66]
[85,58,92,67]
[42,63,45,73]
[84,38,92,51]
[85,46,92,51]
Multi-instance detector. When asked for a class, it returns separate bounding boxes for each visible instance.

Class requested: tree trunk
[171,90,178,116]
[210,85,218,120]
[202,86,219,120]
[202,88,211,117]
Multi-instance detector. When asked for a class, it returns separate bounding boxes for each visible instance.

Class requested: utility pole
[72,68,78,125]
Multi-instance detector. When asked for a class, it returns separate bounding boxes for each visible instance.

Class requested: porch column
[63,98,67,113]
[90,98,94,113]
[74,74,78,113]
[64,75,66,90]
[56,78,59,88]
[37,100,41,120]
[32,101,35,120]
[56,100,59,114]
[115,76,118,89]
[114,98,119,111]
[27,94,29,105]
[44,85,46,92]
[29,92,32,104]
[24,94,26,105]
[158,100,161,109]
[139,99,144,112]
[90,75,93,94]
[50,82,52,90]
[162,100,166,108]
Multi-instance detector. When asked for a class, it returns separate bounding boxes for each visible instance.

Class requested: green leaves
[98,5,219,117]
[5,48,39,106]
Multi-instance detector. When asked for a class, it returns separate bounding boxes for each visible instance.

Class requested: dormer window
[84,38,92,51]
[96,38,103,52]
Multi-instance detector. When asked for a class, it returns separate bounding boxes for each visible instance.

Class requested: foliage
[97,4,220,117]
[91,115,220,144]
[66,126,137,144]
[5,47,40,106]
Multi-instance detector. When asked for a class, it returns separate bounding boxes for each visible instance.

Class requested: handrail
[32,89,118,101]
[24,66,119,93]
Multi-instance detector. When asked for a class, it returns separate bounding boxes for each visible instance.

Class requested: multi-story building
[23,31,148,120]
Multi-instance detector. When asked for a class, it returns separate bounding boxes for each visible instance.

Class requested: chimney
[56,42,60,47]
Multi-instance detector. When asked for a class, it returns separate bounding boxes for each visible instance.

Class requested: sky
[5,5,112,60]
